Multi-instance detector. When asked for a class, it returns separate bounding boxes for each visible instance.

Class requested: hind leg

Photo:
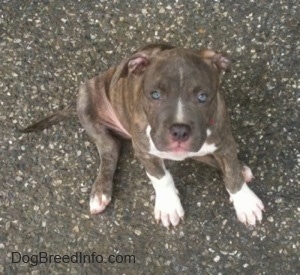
[88,126,120,214]
[87,126,120,214]
[77,96,120,214]
[81,121,120,214]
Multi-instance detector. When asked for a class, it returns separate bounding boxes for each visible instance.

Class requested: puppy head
[115,45,231,154]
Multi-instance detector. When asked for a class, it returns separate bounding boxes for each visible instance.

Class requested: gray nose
[169,124,191,142]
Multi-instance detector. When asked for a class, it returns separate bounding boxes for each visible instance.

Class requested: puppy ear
[198,49,231,73]
[111,44,174,86]
[127,54,150,75]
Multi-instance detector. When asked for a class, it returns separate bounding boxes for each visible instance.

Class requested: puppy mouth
[147,124,204,154]
[167,141,192,153]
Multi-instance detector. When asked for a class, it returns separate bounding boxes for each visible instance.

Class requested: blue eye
[150,90,161,100]
[197,93,208,103]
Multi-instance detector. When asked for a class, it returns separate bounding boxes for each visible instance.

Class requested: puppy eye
[197,92,208,103]
[150,90,161,100]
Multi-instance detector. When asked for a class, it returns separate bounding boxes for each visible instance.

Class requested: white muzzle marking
[146,125,217,161]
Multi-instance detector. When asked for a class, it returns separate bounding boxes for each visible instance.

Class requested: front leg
[214,145,264,226]
[136,153,184,227]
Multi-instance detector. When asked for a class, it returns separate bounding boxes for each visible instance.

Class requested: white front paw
[154,187,185,227]
[147,170,185,227]
[230,183,264,226]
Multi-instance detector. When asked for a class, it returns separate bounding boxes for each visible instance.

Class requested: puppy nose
[169,124,191,142]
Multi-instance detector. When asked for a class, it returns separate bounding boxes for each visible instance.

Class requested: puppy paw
[154,187,185,227]
[147,170,185,227]
[242,165,254,183]
[229,183,264,226]
[90,194,111,214]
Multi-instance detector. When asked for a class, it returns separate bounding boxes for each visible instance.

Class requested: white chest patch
[146,125,217,161]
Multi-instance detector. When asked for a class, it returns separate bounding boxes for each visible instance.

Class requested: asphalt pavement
[0,0,299,274]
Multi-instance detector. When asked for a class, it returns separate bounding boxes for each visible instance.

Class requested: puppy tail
[19,108,77,133]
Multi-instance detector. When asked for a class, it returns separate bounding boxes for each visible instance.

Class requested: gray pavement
[1,0,299,274]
